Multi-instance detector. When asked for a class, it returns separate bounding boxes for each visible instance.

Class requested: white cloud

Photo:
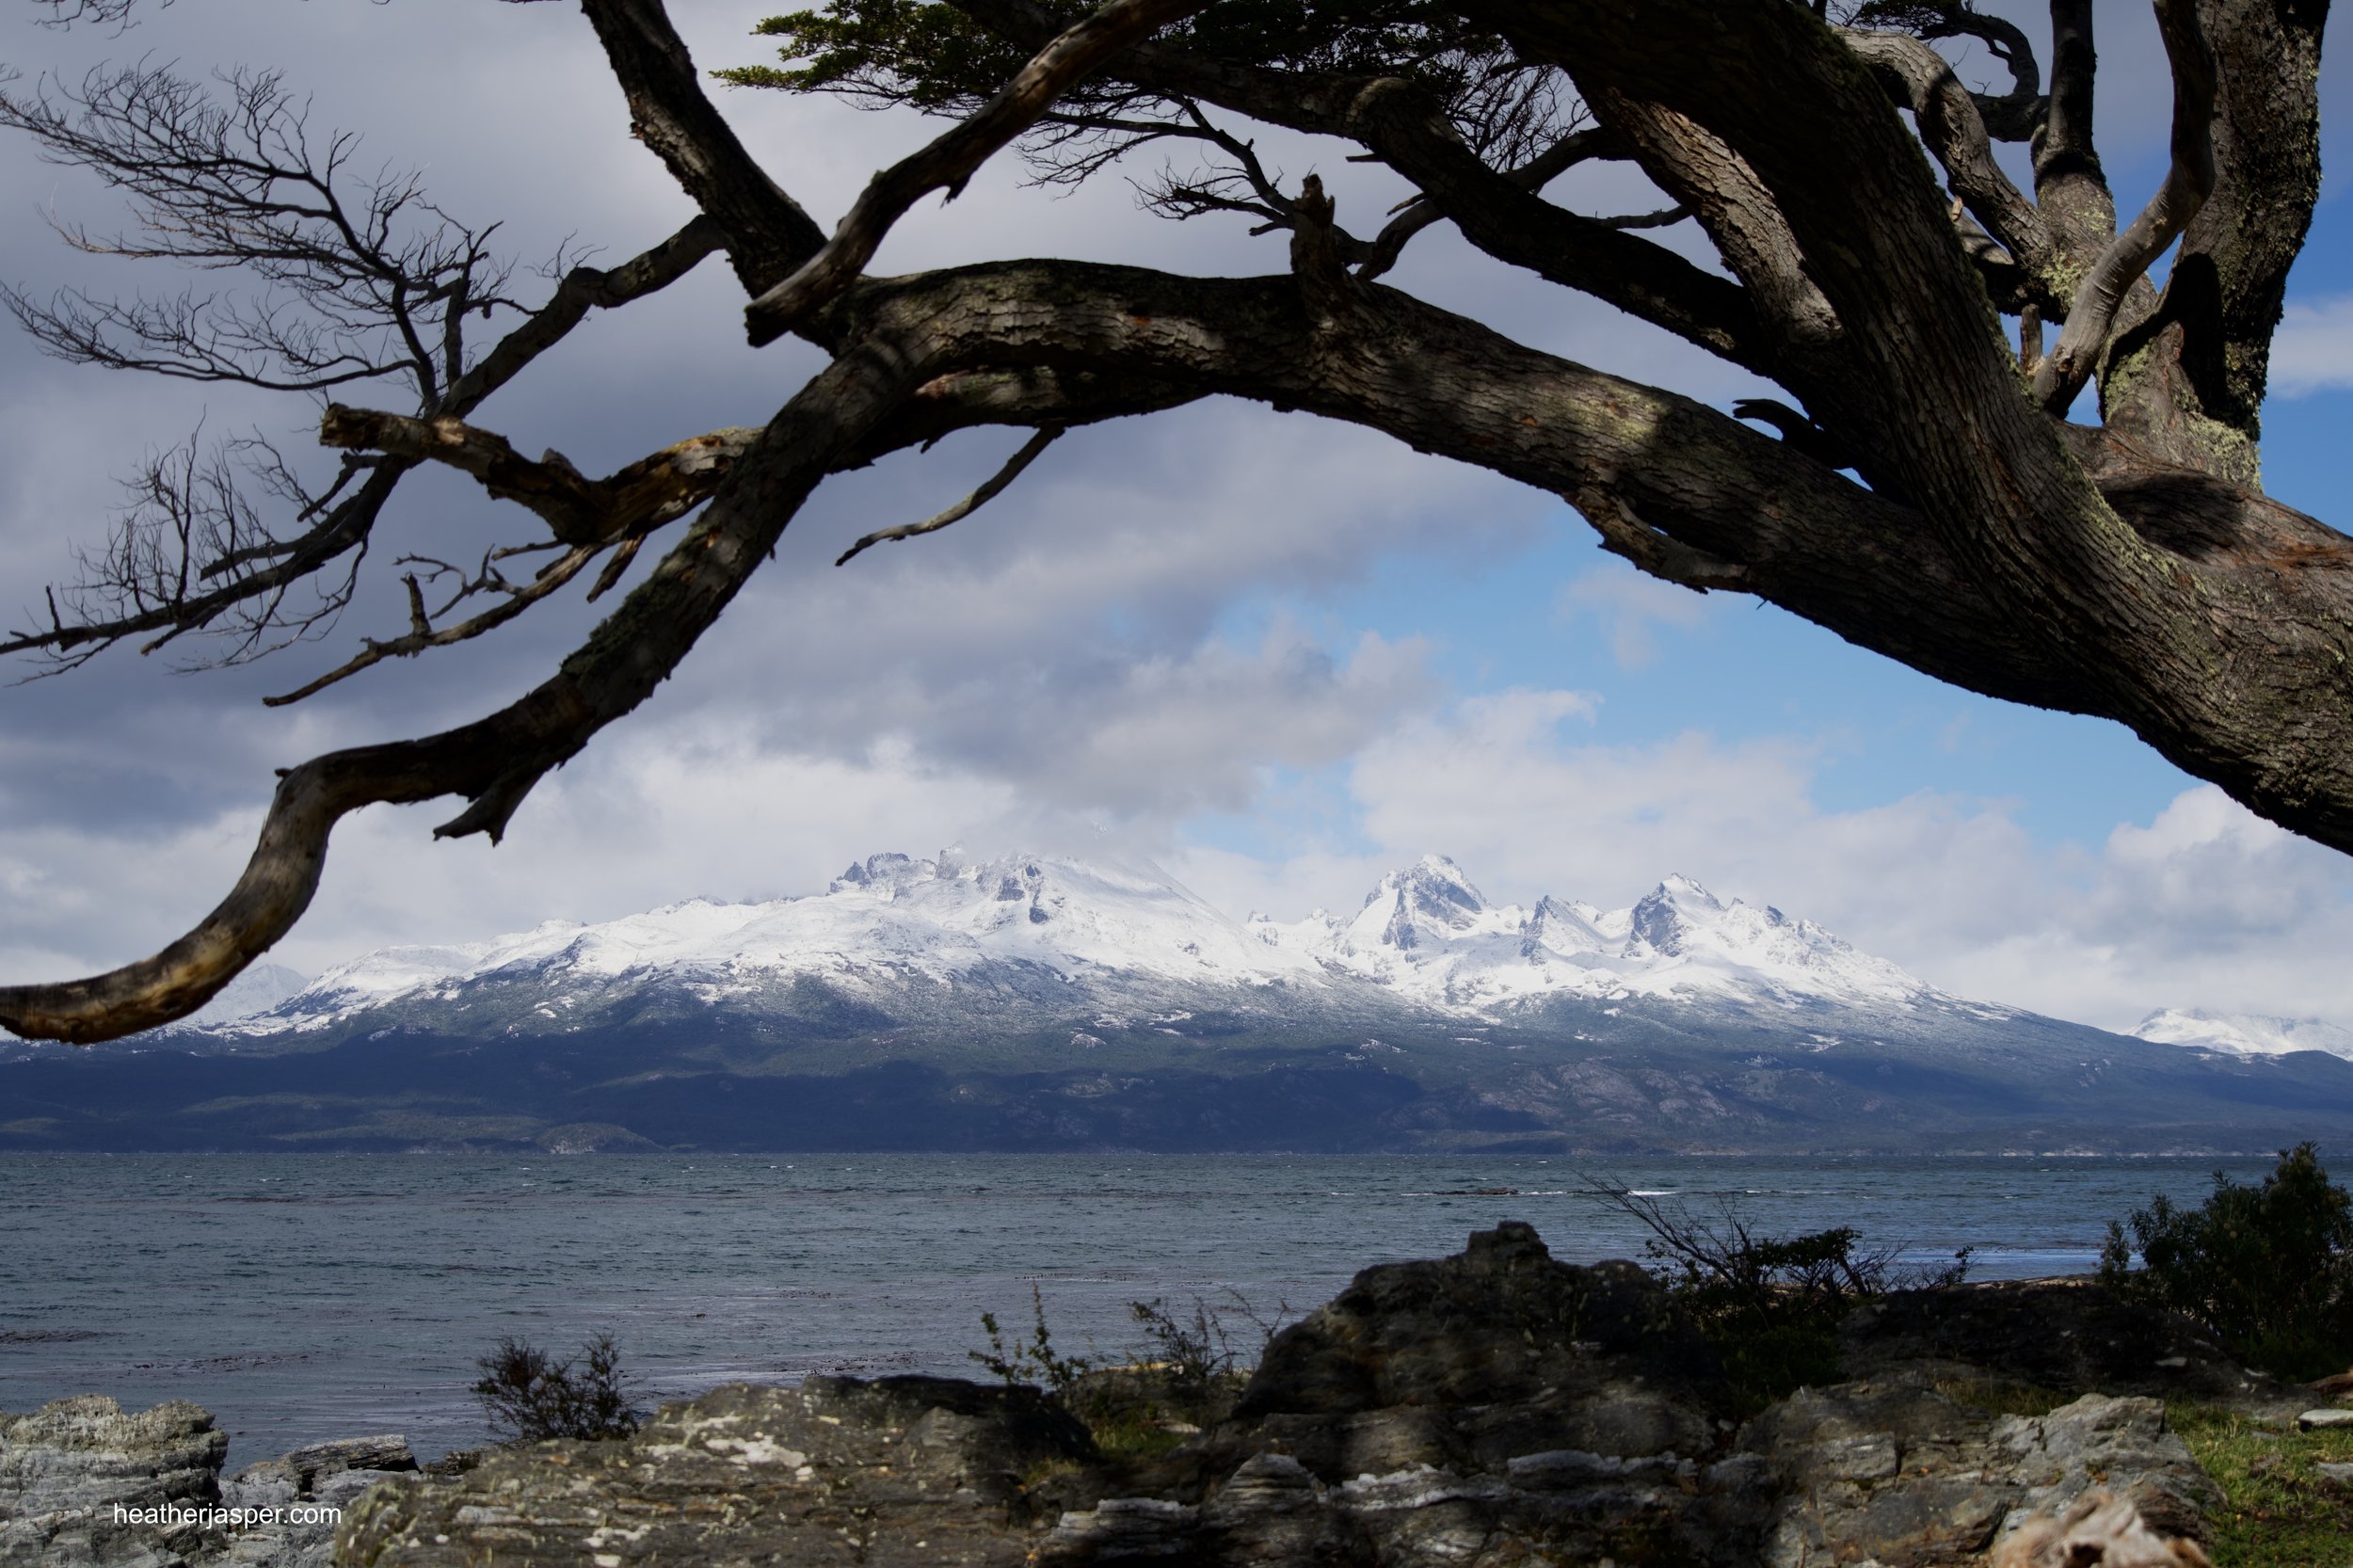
[2265,296,2353,396]
[1554,563,1717,669]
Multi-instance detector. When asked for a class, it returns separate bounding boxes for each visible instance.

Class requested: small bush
[969,1283,1095,1400]
[2099,1142,2353,1380]
[472,1331,645,1443]
[971,1287,1287,1454]
[1592,1177,1968,1411]
[1128,1296,1236,1407]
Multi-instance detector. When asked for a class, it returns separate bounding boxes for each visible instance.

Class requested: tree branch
[936,1,1769,375]
[2034,0,2217,412]
[1842,29,2053,304]
[835,425,1064,566]
[0,339,924,1042]
[744,0,1210,345]
[318,407,761,546]
[0,187,725,666]
[2035,0,2118,269]
[576,0,827,297]
[260,545,601,708]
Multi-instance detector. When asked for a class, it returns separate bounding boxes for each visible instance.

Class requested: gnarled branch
[1842,29,2052,303]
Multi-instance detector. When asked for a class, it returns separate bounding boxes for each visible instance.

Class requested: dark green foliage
[472,1331,645,1444]
[721,0,1049,108]
[724,1,1509,101]
[717,2,1568,181]
[1594,1179,1968,1412]
[2098,1143,2353,1380]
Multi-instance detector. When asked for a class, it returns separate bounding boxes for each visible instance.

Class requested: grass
[2170,1404,2353,1567]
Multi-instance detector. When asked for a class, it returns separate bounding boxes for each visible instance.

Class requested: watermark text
[112,1502,341,1529]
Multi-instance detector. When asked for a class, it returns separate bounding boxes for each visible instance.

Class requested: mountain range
[6,851,2353,1155]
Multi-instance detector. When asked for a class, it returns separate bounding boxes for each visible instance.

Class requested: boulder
[217,1436,415,1568]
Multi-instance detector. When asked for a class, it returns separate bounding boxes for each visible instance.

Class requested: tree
[0,0,2338,1042]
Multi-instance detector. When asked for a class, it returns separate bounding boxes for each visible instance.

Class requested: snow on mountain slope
[219,849,1976,1038]
[251,851,1331,1033]
[1248,856,1935,1012]
[2132,1008,2353,1061]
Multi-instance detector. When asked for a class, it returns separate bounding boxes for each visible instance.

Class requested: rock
[1739,1385,2217,1567]
[344,1224,2238,1568]
[2300,1408,2353,1429]
[1232,1219,1722,1424]
[0,1398,413,1568]
[1994,1393,2222,1544]
[0,1395,229,1568]
[274,1436,413,1487]
[2313,1460,2353,1485]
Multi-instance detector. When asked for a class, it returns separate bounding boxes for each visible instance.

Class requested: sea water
[0,1152,2281,1468]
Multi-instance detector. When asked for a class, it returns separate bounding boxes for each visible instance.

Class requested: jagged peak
[1648,872,1723,908]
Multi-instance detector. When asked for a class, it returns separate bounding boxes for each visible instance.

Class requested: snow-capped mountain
[1249,856,1935,1013]
[216,849,1956,1041]
[2132,1008,2353,1062]
[31,850,2353,1158]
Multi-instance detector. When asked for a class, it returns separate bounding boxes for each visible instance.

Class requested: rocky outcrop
[0,1396,228,1568]
[0,1398,411,1568]
[341,1376,1092,1567]
[340,1223,2233,1567]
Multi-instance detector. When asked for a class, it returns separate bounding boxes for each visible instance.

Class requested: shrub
[472,1331,645,1443]
[970,1287,1289,1455]
[2099,1142,2353,1380]
[969,1283,1095,1400]
[1592,1177,1969,1410]
[1127,1296,1237,1408]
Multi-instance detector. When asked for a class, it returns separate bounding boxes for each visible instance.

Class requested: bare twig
[836,426,1064,566]
[261,545,600,706]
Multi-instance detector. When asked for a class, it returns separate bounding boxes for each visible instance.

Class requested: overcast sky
[3,0,2352,1034]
